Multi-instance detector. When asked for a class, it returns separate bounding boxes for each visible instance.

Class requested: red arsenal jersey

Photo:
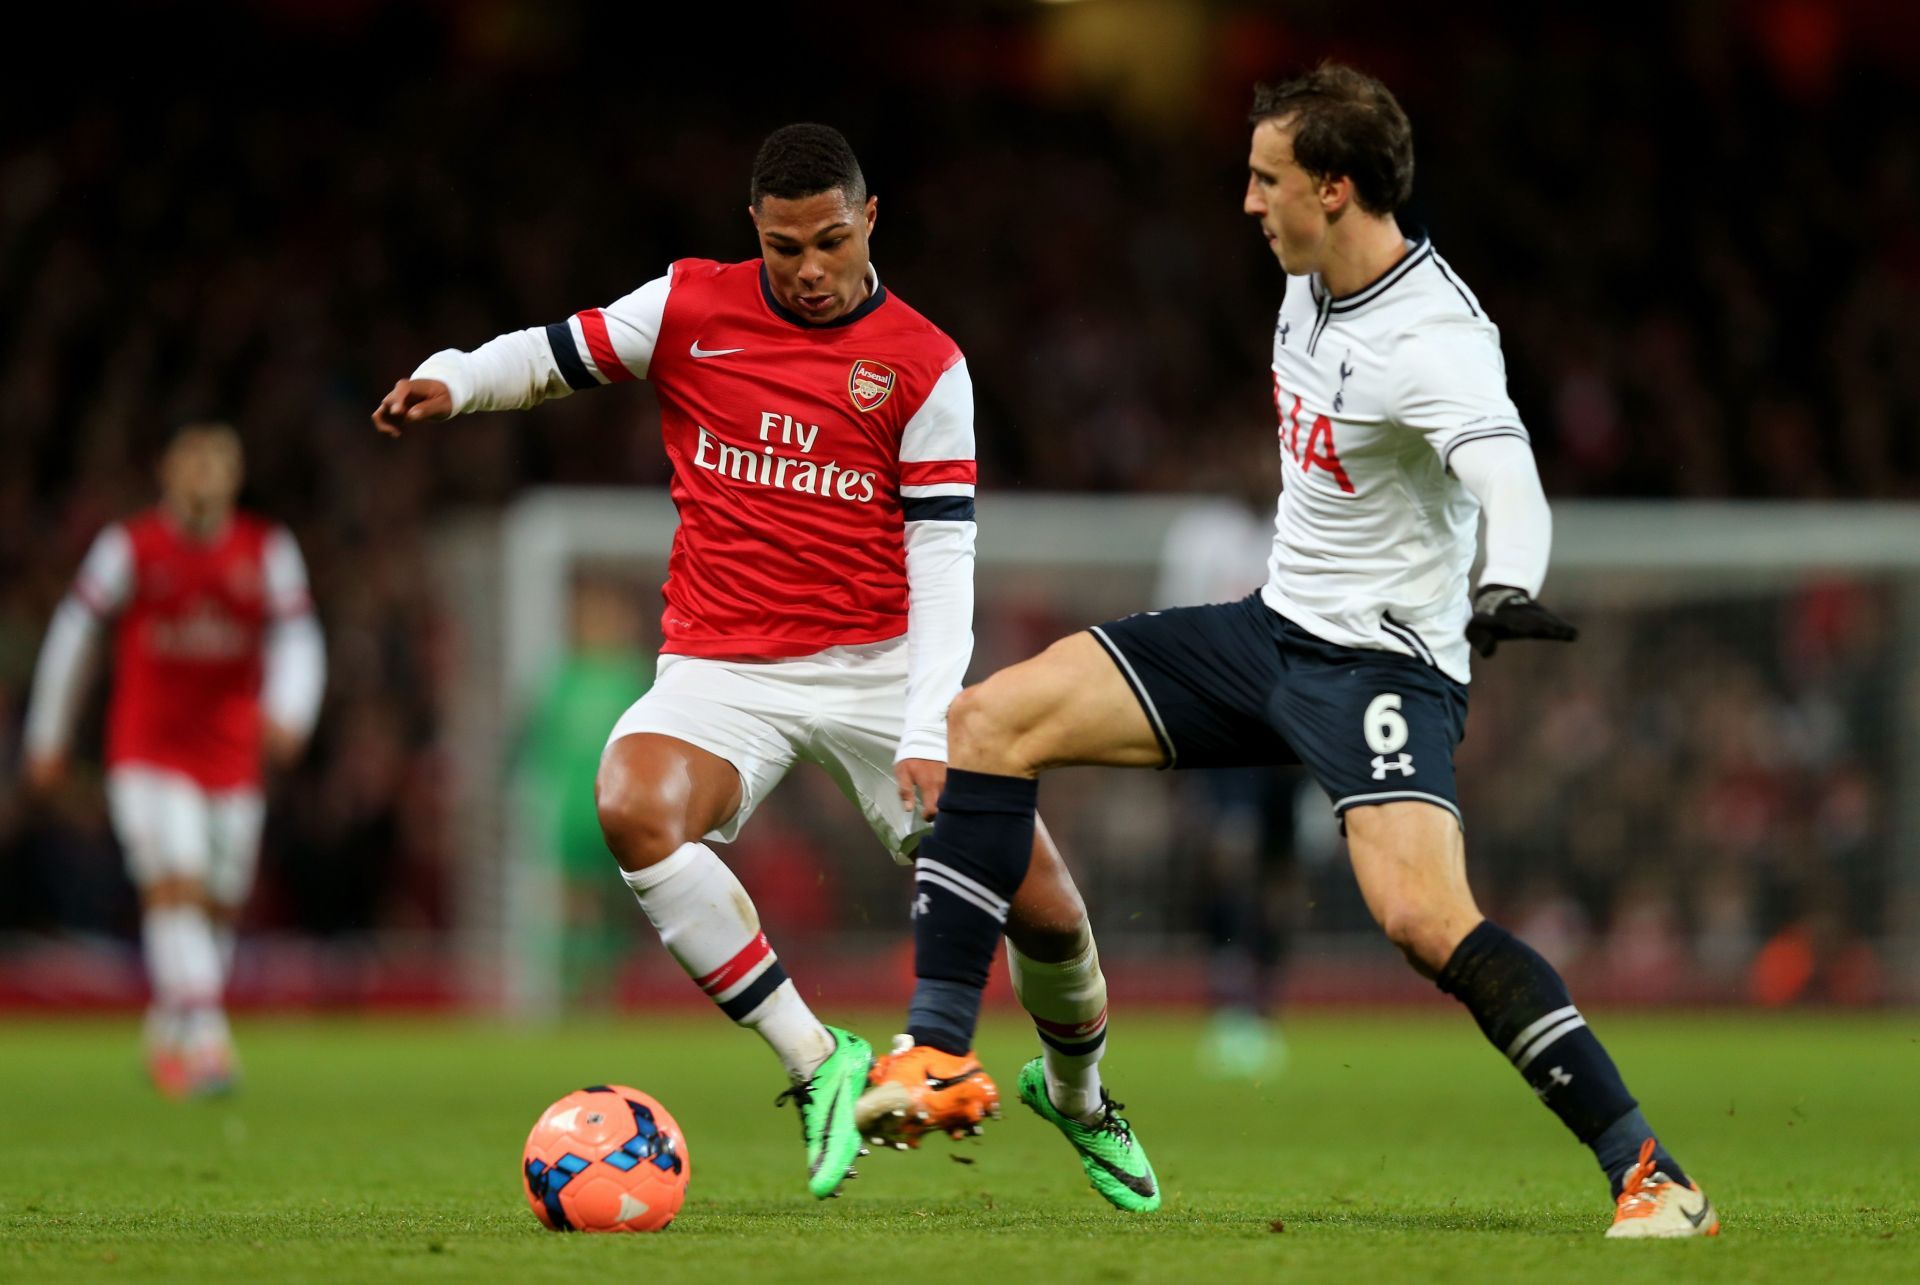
[544,259,976,660]
[74,510,313,788]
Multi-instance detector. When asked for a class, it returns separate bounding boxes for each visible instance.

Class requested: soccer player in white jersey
[371,125,1156,1208]
[879,67,1718,1238]
[23,424,326,1097]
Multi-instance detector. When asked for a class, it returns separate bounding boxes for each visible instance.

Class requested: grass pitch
[2,1010,1915,1282]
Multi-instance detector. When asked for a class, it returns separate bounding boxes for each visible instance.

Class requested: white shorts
[105,765,266,906]
[604,636,926,862]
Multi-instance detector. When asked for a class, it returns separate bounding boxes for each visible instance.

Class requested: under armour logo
[1278,321,1291,347]
[1370,753,1415,779]
[1536,1066,1574,1099]
[912,893,931,918]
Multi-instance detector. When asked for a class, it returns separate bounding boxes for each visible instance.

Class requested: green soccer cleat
[775,1026,873,1199]
[1017,1057,1161,1213]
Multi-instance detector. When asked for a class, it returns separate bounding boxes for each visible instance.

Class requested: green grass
[2,1011,1916,1282]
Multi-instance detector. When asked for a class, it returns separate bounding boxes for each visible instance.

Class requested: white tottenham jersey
[1261,237,1528,683]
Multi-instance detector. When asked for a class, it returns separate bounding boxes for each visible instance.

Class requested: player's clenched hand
[264,722,307,769]
[371,379,453,437]
[896,758,947,821]
[1465,584,1579,658]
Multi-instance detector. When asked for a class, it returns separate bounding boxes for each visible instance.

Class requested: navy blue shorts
[1090,594,1469,822]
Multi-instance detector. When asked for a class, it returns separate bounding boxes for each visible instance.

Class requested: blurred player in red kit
[24,423,326,1097]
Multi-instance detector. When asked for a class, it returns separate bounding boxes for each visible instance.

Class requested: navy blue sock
[1437,921,1688,1195]
[905,769,1037,1055]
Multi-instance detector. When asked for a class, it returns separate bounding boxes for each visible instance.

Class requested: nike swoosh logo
[809,1094,840,1176]
[690,341,745,359]
[924,1065,984,1092]
[1682,1196,1712,1229]
[1087,1150,1157,1199]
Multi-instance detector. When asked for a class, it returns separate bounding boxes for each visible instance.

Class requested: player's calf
[903,639,1162,1066]
[904,768,1037,1055]
[1347,802,1705,1216]
[599,755,869,1185]
[1006,833,1108,1126]
[136,875,225,1097]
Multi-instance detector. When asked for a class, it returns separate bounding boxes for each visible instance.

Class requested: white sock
[177,1005,233,1058]
[142,1002,177,1054]
[211,921,237,986]
[622,842,835,1083]
[143,905,224,1043]
[1009,932,1109,1122]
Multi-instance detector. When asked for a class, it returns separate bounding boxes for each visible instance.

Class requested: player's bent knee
[946,681,1038,773]
[594,754,699,872]
[1376,903,1468,975]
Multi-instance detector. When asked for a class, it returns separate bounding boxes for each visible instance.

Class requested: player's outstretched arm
[22,526,131,791]
[371,379,453,437]
[376,276,671,438]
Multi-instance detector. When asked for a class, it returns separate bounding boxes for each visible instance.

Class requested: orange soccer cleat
[145,1045,192,1101]
[854,1035,1001,1148]
[1606,1138,1720,1239]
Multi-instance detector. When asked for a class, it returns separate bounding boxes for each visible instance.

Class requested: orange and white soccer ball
[522,1085,691,1232]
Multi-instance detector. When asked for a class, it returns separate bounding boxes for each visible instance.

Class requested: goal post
[436,492,1920,1015]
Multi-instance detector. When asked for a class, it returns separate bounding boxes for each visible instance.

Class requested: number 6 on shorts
[1364,692,1408,754]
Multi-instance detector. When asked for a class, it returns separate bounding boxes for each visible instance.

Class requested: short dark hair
[749,123,866,208]
[1249,64,1414,216]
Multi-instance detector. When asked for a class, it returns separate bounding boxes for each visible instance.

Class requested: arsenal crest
[848,359,896,414]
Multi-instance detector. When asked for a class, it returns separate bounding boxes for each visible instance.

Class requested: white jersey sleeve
[1447,435,1552,597]
[411,272,672,415]
[23,524,132,758]
[73,522,135,616]
[261,526,326,739]
[896,358,977,763]
[1386,315,1529,470]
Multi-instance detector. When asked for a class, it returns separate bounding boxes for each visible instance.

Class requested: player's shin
[140,902,225,1070]
[907,770,1039,1053]
[1437,920,1689,1194]
[1008,931,1108,1122]
[620,841,834,1083]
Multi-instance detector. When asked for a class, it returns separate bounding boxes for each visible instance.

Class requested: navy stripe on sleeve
[902,495,976,522]
[544,321,596,391]
[1440,426,1529,472]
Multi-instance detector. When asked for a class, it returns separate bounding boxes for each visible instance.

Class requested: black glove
[1465,585,1578,658]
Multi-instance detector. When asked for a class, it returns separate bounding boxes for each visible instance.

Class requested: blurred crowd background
[2,0,1916,1008]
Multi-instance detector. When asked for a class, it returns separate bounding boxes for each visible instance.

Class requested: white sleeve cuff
[411,349,476,415]
[413,326,574,415]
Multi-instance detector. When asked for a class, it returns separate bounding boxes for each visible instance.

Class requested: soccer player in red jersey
[24,424,326,1097]
[372,125,1155,1207]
